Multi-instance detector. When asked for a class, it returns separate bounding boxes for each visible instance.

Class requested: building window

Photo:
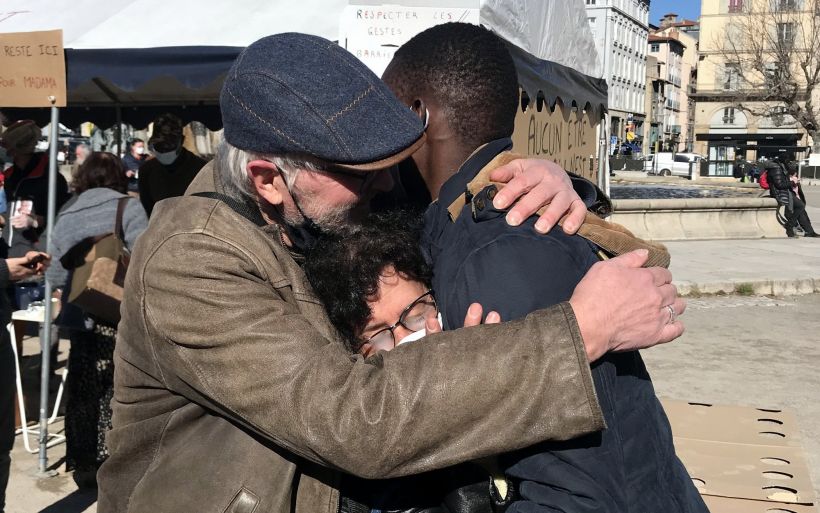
[723,62,741,90]
[728,0,744,12]
[775,0,797,10]
[650,43,660,52]
[765,62,780,85]
[777,22,795,45]
[586,0,596,4]
[722,107,736,124]
[769,106,788,126]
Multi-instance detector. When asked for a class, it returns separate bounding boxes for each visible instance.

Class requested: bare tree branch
[712,0,819,147]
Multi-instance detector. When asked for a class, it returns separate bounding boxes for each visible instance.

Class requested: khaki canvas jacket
[97,163,604,513]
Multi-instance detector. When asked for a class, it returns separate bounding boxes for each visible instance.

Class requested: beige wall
[696,0,817,156]
[655,28,698,147]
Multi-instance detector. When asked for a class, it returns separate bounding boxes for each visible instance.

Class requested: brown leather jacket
[97,163,604,513]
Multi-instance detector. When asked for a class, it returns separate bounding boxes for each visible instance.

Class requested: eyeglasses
[326,166,385,194]
[361,290,437,356]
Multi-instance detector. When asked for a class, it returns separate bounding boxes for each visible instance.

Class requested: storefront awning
[696,133,801,142]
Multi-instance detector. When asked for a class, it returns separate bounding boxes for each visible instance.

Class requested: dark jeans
[787,196,816,235]
[0,330,15,513]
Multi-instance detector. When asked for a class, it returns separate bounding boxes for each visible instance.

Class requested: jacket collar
[436,138,513,210]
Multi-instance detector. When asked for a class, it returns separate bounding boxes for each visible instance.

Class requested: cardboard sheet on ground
[661,400,818,512]
[663,399,801,447]
[703,496,818,513]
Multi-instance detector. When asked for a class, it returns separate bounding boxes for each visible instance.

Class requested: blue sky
[649,0,701,26]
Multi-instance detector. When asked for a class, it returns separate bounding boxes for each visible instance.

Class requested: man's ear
[247,159,286,206]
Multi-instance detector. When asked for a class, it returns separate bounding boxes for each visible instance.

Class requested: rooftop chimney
[660,13,678,28]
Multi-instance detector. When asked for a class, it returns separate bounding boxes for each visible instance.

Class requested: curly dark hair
[304,209,432,352]
[382,22,519,150]
[71,151,128,194]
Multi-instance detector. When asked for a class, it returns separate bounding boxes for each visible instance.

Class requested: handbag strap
[114,196,130,243]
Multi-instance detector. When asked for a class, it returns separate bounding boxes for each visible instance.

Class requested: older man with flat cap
[98,33,683,513]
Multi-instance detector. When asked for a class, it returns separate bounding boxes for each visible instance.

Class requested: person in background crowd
[121,139,146,194]
[765,156,819,238]
[138,114,206,216]
[0,172,7,227]
[787,162,817,237]
[0,251,50,513]
[74,143,91,167]
[97,33,683,513]
[45,152,148,488]
[1,120,71,356]
[0,120,71,258]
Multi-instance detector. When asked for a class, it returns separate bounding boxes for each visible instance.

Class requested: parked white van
[644,153,702,176]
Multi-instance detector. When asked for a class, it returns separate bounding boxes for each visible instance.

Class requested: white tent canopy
[1,0,605,127]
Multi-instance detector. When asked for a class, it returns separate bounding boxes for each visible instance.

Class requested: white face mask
[397,329,426,345]
[396,313,443,346]
[153,147,180,166]
[135,146,145,155]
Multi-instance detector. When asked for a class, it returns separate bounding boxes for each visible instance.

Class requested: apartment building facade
[585,0,651,149]
[644,54,665,149]
[693,0,818,176]
[649,16,699,152]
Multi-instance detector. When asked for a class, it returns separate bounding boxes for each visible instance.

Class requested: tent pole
[598,113,610,198]
[37,100,60,477]
[115,105,122,157]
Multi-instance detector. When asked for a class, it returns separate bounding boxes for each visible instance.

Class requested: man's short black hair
[129,138,144,147]
[383,22,519,149]
[304,209,431,353]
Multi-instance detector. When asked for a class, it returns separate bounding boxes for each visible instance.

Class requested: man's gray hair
[215,139,325,199]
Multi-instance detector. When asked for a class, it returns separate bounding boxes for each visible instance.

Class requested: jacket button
[474,198,485,211]
[487,187,497,201]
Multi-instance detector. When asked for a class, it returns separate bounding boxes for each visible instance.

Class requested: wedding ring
[666,304,676,324]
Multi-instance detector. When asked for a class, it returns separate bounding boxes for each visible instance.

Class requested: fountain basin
[609,197,785,241]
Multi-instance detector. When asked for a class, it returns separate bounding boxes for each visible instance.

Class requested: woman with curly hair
[45,151,148,488]
[304,210,503,513]
[305,209,499,357]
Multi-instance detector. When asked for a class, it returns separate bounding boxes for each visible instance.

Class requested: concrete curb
[675,277,820,297]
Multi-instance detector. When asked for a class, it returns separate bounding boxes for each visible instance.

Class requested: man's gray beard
[285,189,360,234]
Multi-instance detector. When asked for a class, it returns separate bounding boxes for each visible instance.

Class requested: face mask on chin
[152,146,180,166]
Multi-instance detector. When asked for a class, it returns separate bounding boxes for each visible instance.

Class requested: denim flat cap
[221,33,425,171]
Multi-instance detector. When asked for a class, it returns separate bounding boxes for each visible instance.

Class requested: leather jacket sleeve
[140,230,604,480]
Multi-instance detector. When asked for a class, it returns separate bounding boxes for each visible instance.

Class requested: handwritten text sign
[0,29,66,107]
[339,5,479,77]
[512,93,599,183]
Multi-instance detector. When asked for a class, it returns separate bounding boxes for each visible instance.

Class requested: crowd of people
[0,110,206,507]
[8,22,801,513]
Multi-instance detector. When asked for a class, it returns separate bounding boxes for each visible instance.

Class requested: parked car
[644,152,701,176]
